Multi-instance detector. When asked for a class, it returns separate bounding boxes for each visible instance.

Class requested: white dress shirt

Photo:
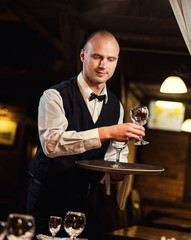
[38,72,128,162]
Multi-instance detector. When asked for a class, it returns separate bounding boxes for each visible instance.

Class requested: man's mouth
[96,71,107,77]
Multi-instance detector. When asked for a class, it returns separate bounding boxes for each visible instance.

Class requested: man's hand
[98,123,145,142]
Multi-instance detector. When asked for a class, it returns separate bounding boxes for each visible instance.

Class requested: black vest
[29,77,120,187]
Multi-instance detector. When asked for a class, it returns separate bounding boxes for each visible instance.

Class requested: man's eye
[93,55,101,59]
[108,57,115,62]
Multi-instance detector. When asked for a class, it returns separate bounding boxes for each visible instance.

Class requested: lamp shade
[160,76,187,93]
[181,119,191,133]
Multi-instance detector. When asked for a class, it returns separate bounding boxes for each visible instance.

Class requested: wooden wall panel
[134,130,190,211]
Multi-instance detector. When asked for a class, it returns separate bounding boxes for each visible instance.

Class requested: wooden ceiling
[0,0,191,107]
[1,0,188,52]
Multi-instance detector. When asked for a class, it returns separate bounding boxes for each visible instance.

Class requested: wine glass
[6,213,35,240]
[63,211,86,240]
[0,221,7,240]
[130,106,149,145]
[111,140,127,168]
[48,216,62,240]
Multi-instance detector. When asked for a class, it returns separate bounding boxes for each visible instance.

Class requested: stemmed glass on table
[6,213,35,240]
[49,216,62,240]
[111,140,127,168]
[0,221,7,240]
[130,106,149,146]
[63,211,86,240]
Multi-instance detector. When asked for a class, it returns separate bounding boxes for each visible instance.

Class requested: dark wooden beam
[79,15,181,36]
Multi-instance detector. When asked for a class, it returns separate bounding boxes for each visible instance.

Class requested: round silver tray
[77,160,165,175]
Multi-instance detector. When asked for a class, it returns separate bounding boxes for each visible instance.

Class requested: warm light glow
[0,120,17,145]
[32,145,37,158]
[0,107,8,116]
[160,76,187,93]
[181,119,191,133]
[156,100,183,109]
[148,100,185,131]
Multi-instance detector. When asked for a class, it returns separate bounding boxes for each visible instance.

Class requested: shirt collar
[77,72,108,103]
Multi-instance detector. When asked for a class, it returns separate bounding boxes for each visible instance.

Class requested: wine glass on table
[111,140,127,168]
[0,221,7,240]
[63,211,86,240]
[6,213,35,240]
[130,106,149,146]
[49,216,62,240]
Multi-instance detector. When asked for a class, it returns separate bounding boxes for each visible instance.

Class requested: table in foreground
[106,225,191,240]
[152,216,191,231]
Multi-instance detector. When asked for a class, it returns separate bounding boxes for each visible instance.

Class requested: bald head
[83,30,120,54]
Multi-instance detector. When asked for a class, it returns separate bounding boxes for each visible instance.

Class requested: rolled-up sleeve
[38,89,101,158]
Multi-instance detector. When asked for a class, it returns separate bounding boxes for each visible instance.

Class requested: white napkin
[116,175,130,210]
[36,234,87,240]
[37,234,63,240]
[100,172,111,195]
[100,173,130,210]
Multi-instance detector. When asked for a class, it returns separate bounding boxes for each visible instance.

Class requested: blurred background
[1,0,191,232]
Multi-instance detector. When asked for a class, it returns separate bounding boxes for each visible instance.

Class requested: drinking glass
[0,221,7,240]
[48,216,62,240]
[130,106,149,145]
[63,211,86,240]
[111,140,127,168]
[6,213,35,240]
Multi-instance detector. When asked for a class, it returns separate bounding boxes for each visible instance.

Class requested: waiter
[27,30,145,240]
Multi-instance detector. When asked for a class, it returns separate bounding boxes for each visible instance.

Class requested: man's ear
[80,49,85,63]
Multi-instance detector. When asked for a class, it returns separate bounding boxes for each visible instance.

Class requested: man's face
[80,34,120,90]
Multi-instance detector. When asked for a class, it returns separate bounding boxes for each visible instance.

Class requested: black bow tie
[89,93,106,102]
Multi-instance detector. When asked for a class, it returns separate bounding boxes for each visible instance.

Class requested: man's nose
[99,59,106,69]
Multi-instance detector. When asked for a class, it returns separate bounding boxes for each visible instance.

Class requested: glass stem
[116,149,121,164]
[139,136,143,142]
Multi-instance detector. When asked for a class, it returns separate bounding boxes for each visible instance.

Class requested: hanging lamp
[160,76,187,94]
[181,119,191,133]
